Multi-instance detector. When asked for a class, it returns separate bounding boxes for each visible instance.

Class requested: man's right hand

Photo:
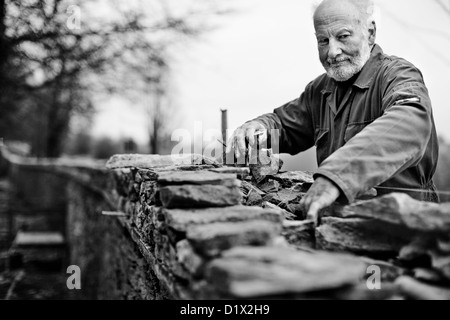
[226,121,268,158]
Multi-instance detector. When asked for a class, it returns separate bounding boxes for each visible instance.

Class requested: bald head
[314,0,375,29]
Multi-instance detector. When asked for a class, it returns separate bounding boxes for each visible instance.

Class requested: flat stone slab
[106,154,218,169]
[249,150,283,184]
[245,190,263,206]
[340,193,450,233]
[157,171,238,187]
[161,206,283,232]
[209,167,250,176]
[270,171,314,186]
[263,189,302,205]
[282,220,315,249]
[257,180,281,193]
[136,166,217,182]
[160,185,242,209]
[205,246,366,298]
[263,202,296,221]
[241,181,266,196]
[186,220,282,257]
[316,217,412,255]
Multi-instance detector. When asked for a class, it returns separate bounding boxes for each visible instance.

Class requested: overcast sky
[92,0,450,169]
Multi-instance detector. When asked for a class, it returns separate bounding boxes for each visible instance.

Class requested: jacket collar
[321,44,384,95]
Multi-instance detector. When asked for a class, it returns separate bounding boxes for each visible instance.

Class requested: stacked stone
[106,154,393,300]
[318,193,450,299]
[240,171,315,221]
[106,154,450,299]
[107,155,284,297]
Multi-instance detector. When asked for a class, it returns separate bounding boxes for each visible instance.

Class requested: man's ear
[368,21,377,45]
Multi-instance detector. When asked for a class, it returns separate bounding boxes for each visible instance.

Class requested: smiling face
[314,0,376,82]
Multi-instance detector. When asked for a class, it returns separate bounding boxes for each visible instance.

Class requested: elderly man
[227,0,439,224]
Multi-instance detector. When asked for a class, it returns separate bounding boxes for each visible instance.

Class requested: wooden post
[221,109,228,165]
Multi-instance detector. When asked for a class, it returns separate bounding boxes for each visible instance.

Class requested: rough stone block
[282,220,315,249]
[137,169,159,181]
[263,202,296,221]
[205,246,366,298]
[286,203,306,219]
[262,189,302,207]
[186,220,282,257]
[157,171,239,187]
[161,206,283,233]
[316,217,413,256]
[106,153,217,169]
[159,185,242,209]
[241,180,266,196]
[340,193,450,233]
[257,180,281,193]
[245,189,263,207]
[140,181,158,205]
[269,171,314,187]
[249,150,283,184]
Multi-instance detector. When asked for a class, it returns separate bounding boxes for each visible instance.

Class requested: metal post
[221,109,228,165]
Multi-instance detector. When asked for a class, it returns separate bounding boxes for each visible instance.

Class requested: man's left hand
[300,177,341,226]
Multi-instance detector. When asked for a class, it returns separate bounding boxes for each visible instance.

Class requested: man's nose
[328,38,343,60]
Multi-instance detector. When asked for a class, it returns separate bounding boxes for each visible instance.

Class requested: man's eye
[318,39,329,45]
[338,35,350,40]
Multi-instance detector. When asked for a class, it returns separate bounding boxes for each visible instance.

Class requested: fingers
[306,202,321,227]
[235,128,248,158]
[247,127,256,147]
[300,177,341,226]
[227,122,267,160]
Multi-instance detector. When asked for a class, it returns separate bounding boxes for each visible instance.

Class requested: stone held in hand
[249,149,283,184]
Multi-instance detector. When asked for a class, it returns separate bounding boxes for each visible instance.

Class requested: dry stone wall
[104,154,450,300]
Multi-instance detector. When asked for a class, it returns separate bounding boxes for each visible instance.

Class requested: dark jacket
[254,44,439,203]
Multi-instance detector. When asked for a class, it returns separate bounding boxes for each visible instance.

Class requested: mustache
[327,56,352,65]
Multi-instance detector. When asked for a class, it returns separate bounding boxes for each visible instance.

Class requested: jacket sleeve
[252,82,316,155]
[315,61,433,203]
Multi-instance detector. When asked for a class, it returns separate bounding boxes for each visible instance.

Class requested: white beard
[324,45,372,82]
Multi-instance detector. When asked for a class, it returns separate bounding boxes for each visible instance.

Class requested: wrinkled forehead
[314,2,363,31]
[314,13,361,33]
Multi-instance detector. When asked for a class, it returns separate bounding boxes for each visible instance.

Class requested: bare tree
[0,0,228,157]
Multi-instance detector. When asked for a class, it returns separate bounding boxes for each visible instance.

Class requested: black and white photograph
[1,0,450,305]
